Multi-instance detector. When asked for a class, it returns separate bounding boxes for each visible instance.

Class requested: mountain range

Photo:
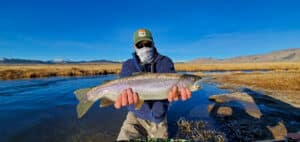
[189,48,300,64]
[0,58,120,64]
[1,48,299,64]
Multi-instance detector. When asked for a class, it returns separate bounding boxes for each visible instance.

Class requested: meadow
[175,62,300,71]
[1,62,300,141]
[0,64,121,80]
[1,62,300,80]
[212,71,300,107]
[208,69,300,140]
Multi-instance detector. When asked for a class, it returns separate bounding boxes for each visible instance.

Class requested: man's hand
[168,86,192,102]
[114,88,139,109]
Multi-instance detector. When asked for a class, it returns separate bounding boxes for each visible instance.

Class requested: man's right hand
[114,88,140,109]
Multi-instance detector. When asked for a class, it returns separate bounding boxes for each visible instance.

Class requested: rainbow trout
[74,73,202,118]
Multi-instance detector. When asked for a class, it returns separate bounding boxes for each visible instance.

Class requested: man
[115,29,192,141]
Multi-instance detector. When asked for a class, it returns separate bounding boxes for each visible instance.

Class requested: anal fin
[100,98,114,108]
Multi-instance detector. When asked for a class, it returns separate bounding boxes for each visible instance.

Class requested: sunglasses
[135,41,153,49]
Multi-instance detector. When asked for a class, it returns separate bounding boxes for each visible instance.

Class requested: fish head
[180,74,202,91]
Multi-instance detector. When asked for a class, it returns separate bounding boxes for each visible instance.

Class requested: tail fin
[74,87,95,118]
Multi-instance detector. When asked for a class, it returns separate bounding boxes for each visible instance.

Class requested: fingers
[186,88,192,99]
[168,86,192,102]
[180,87,192,101]
[168,86,179,102]
[114,93,122,109]
[122,89,128,106]
[168,90,173,102]
[114,88,139,109]
[133,92,139,104]
[180,87,188,101]
[172,86,179,101]
[127,88,134,105]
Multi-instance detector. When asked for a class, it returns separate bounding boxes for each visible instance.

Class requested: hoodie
[120,48,176,123]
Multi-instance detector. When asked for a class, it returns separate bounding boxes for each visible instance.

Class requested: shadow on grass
[208,88,300,141]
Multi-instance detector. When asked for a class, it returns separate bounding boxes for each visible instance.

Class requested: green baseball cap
[133,29,153,45]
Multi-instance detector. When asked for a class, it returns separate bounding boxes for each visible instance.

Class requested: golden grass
[175,62,300,71]
[213,71,300,107]
[0,64,121,80]
[213,72,300,91]
[1,62,300,80]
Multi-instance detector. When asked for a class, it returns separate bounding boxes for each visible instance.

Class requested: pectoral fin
[100,98,114,108]
[134,99,144,110]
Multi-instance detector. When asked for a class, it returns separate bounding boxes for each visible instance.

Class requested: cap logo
[138,30,146,37]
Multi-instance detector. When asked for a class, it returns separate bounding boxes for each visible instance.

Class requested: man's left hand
[168,86,191,102]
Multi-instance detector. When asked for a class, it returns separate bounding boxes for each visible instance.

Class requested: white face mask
[135,47,154,64]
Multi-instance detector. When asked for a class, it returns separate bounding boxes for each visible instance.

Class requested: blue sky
[0,0,300,61]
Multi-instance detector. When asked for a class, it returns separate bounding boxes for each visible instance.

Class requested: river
[0,74,230,142]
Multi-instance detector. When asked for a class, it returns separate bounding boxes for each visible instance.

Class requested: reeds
[176,118,226,142]
[175,62,300,72]
[1,62,300,80]
[0,64,121,80]
[212,71,300,107]
[213,72,300,91]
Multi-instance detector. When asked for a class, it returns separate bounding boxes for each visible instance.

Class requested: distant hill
[189,48,300,64]
[2,48,300,64]
[0,58,120,64]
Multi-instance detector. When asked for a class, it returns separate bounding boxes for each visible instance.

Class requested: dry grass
[213,72,300,91]
[176,118,226,141]
[213,72,300,107]
[0,64,121,80]
[1,62,300,80]
[175,62,300,71]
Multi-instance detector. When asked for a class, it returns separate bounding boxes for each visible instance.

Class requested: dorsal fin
[100,97,114,108]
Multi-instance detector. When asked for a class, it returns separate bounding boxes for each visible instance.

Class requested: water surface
[0,74,229,142]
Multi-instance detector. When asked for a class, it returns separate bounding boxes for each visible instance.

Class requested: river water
[0,74,229,142]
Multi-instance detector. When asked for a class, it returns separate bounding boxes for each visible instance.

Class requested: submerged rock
[208,92,300,141]
[209,92,262,118]
[208,105,232,117]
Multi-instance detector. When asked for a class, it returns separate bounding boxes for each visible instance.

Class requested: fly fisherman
[115,29,192,141]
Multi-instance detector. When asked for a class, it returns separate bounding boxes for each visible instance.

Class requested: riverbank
[203,71,300,140]
[1,71,299,141]
[0,64,121,80]
[208,92,300,141]
[211,71,300,107]
[1,62,300,80]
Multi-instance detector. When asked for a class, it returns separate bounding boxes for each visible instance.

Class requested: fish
[74,73,202,118]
